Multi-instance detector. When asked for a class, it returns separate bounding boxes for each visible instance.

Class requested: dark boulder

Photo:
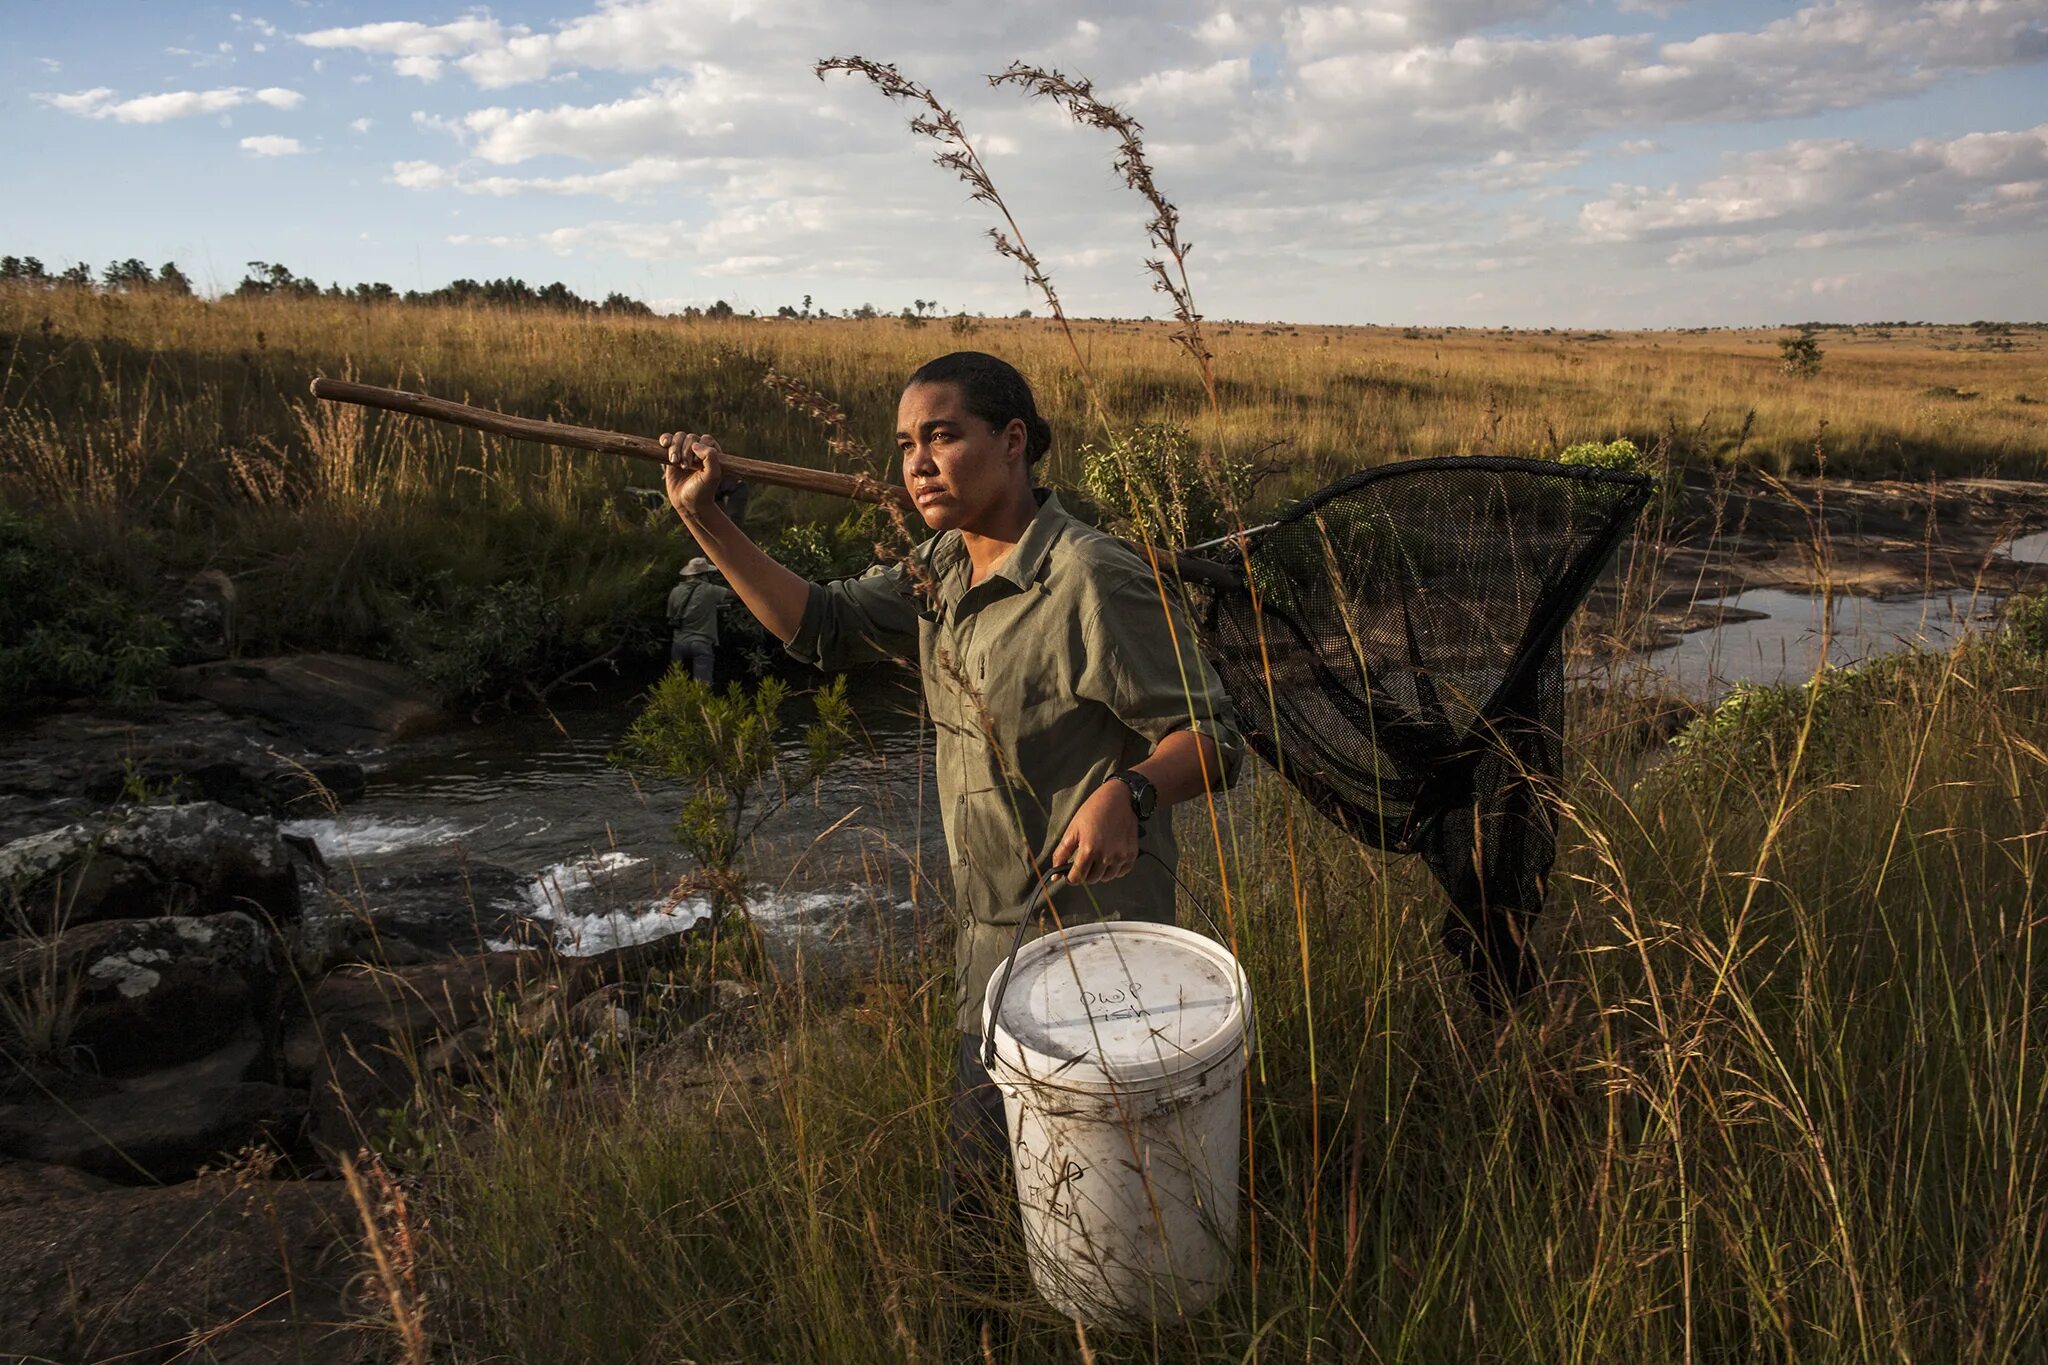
[284,950,546,1155]
[0,702,365,842]
[0,1165,365,1362]
[0,801,300,932]
[289,860,535,975]
[283,933,711,1157]
[167,653,440,752]
[0,911,278,1077]
[0,1040,307,1183]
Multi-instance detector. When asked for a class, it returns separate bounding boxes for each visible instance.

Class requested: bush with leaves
[2005,590,2048,657]
[611,672,854,921]
[1079,422,1253,547]
[1779,334,1824,378]
[397,579,565,708]
[0,504,172,708]
[1558,437,1650,473]
[765,509,886,584]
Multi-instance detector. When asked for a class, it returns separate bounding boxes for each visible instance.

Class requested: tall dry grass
[388,601,2048,1361]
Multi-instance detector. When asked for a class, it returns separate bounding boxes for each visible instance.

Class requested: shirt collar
[922,488,1070,610]
[989,487,1069,590]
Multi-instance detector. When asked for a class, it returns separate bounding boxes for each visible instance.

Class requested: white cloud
[298,16,508,61]
[1115,58,1251,111]
[1194,12,1241,46]
[350,116,374,133]
[1663,235,1770,268]
[388,160,454,189]
[541,220,693,259]
[240,134,306,156]
[393,55,445,82]
[390,155,706,199]
[37,84,304,123]
[1447,148,1588,191]
[41,87,115,115]
[1272,0,2048,177]
[438,71,796,165]
[701,254,788,277]
[1284,0,1560,54]
[1582,125,2048,243]
[446,232,524,246]
[293,2,830,89]
[202,0,2048,324]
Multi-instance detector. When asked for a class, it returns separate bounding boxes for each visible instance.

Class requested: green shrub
[1558,437,1649,472]
[0,504,173,708]
[764,509,885,585]
[611,672,853,908]
[397,579,565,707]
[1660,633,2044,794]
[2006,590,2048,656]
[1079,422,1254,546]
[1779,333,1824,378]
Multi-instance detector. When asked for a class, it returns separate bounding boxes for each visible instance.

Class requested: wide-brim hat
[680,557,718,578]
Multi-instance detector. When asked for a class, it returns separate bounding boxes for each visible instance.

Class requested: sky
[5,0,2046,327]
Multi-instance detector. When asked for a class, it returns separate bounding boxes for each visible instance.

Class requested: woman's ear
[1005,416,1029,466]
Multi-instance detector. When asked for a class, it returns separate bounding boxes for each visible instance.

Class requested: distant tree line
[0,254,654,318]
[230,260,655,317]
[3,252,1048,325]
[3,256,195,295]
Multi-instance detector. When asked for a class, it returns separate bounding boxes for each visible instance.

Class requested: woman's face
[896,380,1028,532]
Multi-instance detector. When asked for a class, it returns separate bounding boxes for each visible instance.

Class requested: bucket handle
[980,862,1071,1072]
[978,851,1229,1072]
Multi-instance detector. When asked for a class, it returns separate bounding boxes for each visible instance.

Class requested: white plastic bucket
[982,919,1252,1328]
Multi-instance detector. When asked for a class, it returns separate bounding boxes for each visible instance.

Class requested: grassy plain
[4,285,2042,703]
[6,286,2048,1360]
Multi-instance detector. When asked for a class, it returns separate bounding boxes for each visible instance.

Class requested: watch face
[1121,771,1157,820]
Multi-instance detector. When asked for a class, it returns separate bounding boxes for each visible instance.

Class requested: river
[284,543,2039,965]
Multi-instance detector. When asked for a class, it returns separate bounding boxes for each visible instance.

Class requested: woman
[660,351,1243,1222]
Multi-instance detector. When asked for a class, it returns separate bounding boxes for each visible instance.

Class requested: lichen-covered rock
[0,911,278,1076]
[0,801,300,931]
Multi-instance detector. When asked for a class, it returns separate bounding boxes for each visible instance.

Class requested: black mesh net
[1186,456,1654,1010]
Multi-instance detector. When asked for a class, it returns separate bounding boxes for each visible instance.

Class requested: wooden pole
[308,376,1238,586]
[309,377,912,510]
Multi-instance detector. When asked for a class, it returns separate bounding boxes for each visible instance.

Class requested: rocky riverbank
[1623,468,2048,648]
[0,657,764,1361]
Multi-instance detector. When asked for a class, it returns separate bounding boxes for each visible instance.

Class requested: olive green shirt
[667,579,732,650]
[786,490,1244,1035]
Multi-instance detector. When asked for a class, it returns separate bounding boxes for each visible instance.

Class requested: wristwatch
[1107,770,1157,830]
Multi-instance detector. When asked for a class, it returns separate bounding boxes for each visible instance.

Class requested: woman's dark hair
[904,351,1053,464]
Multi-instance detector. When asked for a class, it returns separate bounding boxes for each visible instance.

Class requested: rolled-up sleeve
[784,561,921,671]
[1076,566,1245,787]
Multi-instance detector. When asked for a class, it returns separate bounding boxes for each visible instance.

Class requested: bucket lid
[984,921,1249,1089]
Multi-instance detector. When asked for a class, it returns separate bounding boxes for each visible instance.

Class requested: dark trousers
[944,1033,1013,1231]
[668,640,715,684]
